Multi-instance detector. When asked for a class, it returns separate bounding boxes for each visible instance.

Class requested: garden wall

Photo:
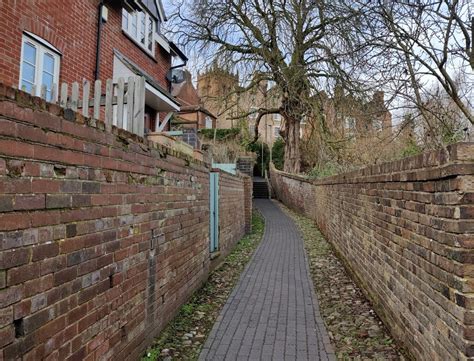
[270,144,474,360]
[0,84,251,361]
[217,171,252,258]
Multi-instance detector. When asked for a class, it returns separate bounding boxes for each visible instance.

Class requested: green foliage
[399,139,422,158]
[306,162,341,179]
[199,128,240,141]
[442,128,464,145]
[271,138,285,170]
[245,141,269,176]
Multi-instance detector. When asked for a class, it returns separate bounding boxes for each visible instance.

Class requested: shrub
[199,128,240,141]
[399,139,422,158]
[306,162,342,179]
[272,138,285,170]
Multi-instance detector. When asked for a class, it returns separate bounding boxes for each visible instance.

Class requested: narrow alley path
[199,199,336,361]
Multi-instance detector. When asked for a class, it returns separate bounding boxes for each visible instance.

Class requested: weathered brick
[22,307,54,334]
[7,263,40,286]
[0,285,23,308]
[0,270,5,289]
[0,248,30,269]
[0,195,13,212]
[0,324,15,348]
[71,195,91,208]
[66,224,77,238]
[0,306,13,328]
[53,267,77,286]
[14,299,31,320]
[0,87,251,361]
[14,195,45,210]
[269,144,474,361]
[82,182,100,194]
[46,194,71,209]
[60,180,82,194]
[0,213,31,231]
[32,243,59,262]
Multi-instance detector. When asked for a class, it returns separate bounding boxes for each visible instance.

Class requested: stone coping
[271,142,474,185]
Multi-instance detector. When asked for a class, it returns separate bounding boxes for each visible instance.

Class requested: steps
[253,179,269,198]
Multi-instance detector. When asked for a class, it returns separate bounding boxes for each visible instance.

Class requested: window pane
[42,72,53,91]
[122,9,128,30]
[20,80,33,93]
[131,12,137,37]
[140,13,146,44]
[22,62,35,83]
[43,53,55,74]
[147,16,153,50]
[23,42,36,64]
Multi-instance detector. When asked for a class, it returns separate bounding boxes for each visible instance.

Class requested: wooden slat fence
[29,77,146,137]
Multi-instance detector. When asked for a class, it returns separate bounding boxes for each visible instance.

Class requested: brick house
[170,69,217,148]
[0,0,186,133]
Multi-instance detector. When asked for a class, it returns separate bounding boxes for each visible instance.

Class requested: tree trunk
[283,117,301,173]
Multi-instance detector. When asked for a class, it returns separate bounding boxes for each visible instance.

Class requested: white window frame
[249,106,258,120]
[249,122,255,136]
[205,116,213,129]
[122,7,157,56]
[19,34,60,101]
[345,117,356,130]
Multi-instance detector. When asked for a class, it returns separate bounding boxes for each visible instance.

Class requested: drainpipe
[94,1,105,81]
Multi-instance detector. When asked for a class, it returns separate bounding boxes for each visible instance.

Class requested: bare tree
[364,0,474,126]
[169,0,368,173]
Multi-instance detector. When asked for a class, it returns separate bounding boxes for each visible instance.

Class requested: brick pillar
[243,175,253,233]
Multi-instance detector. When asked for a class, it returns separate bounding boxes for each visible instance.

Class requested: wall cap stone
[271,142,474,185]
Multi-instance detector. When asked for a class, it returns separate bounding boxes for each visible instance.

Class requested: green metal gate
[209,172,219,253]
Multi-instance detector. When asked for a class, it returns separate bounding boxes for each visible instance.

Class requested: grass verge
[279,203,404,360]
[142,210,265,361]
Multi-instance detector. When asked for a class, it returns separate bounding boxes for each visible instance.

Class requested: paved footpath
[200,199,336,361]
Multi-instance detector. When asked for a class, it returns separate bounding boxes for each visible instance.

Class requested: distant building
[172,70,217,130]
[313,87,393,140]
[196,65,391,146]
[171,69,217,148]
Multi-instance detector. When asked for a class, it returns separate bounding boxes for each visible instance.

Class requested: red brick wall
[215,171,252,258]
[0,85,251,361]
[270,145,474,360]
[0,0,170,91]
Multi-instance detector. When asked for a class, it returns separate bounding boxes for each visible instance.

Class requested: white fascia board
[154,0,167,21]
[145,82,180,111]
[155,33,170,53]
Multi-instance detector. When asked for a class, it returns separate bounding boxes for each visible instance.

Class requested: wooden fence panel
[105,79,113,132]
[93,80,101,120]
[60,83,68,108]
[82,80,90,117]
[127,76,135,133]
[71,82,79,111]
[24,77,147,137]
[116,78,125,129]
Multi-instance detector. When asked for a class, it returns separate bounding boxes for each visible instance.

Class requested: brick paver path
[200,199,336,361]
